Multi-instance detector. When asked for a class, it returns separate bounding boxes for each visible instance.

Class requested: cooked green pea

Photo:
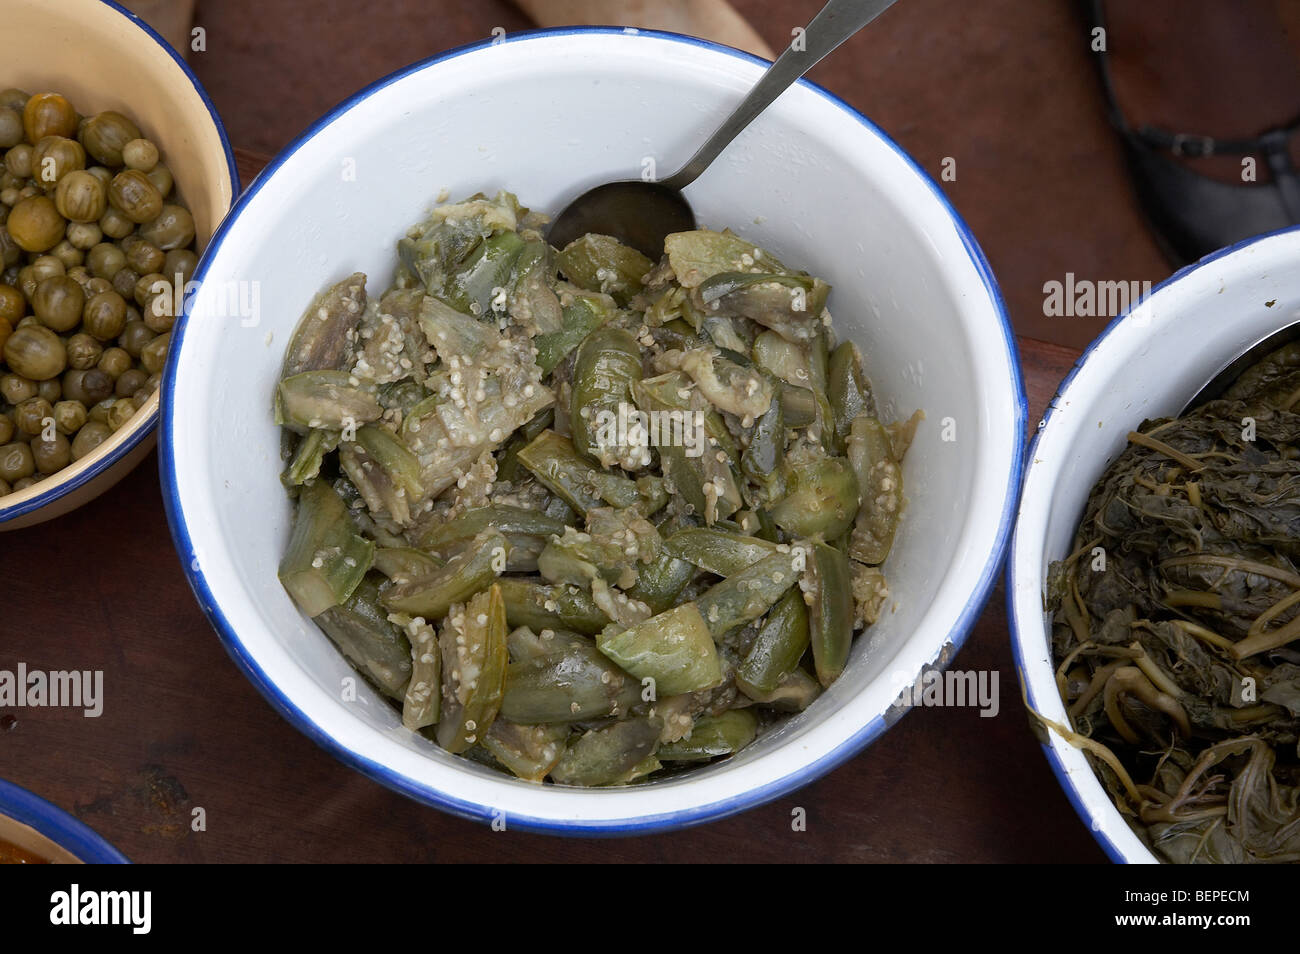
[122,235,164,274]
[54,169,106,222]
[62,367,112,405]
[4,143,33,179]
[52,399,85,435]
[79,110,140,166]
[23,93,77,143]
[0,89,28,113]
[6,195,65,252]
[69,420,111,460]
[66,332,102,370]
[98,206,133,239]
[0,107,22,148]
[138,205,194,251]
[0,441,34,482]
[163,248,197,284]
[86,242,126,280]
[32,136,84,190]
[118,319,154,358]
[65,221,103,250]
[139,332,169,375]
[32,275,84,332]
[31,433,70,472]
[114,367,147,398]
[96,346,131,378]
[36,378,59,403]
[111,266,138,300]
[0,414,11,444]
[108,169,162,224]
[3,324,65,379]
[0,372,36,403]
[82,290,127,340]
[106,398,135,431]
[144,162,172,198]
[121,138,158,172]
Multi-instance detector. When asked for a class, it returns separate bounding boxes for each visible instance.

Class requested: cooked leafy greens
[1048,342,1300,862]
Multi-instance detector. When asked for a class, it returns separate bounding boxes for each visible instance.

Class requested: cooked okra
[276,190,919,787]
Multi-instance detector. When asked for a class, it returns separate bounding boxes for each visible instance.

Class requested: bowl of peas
[0,0,237,530]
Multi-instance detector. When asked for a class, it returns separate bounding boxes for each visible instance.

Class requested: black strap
[1085,0,1300,160]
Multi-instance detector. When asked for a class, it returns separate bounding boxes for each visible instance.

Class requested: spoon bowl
[547,180,695,257]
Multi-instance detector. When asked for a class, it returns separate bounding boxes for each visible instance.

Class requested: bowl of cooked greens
[0,0,237,530]
[1009,226,1300,864]
[163,29,1025,831]
[0,778,128,863]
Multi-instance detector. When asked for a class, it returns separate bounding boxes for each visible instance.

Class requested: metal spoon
[1181,319,1300,412]
[547,0,901,257]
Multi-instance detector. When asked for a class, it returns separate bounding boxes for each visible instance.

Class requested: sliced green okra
[436,584,508,753]
[501,635,640,723]
[549,715,664,786]
[657,709,758,762]
[313,576,410,700]
[695,549,801,637]
[735,587,811,697]
[625,547,696,614]
[667,526,780,578]
[281,428,338,487]
[339,424,424,525]
[277,370,382,432]
[481,720,568,782]
[281,272,367,377]
[753,329,817,390]
[532,287,615,375]
[596,603,722,696]
[768,446,860,540]
[801,540,854,688]
[671,348,774,422]
[279,479,375,617]
[372,546,444,583]
[741,376,785,506]
[508,240,563,335]
[845,415,903,565]
[439,229,526,316]
[741,666,822,711]
[393,614,440,730]
[380,528,507,618]
[827,341,875,440]
[415,504,566,560]
[557,233,653,307]
[664,229,786,288]
[516,429,652,514]
[495,578,610,635]
[571,326,645,469]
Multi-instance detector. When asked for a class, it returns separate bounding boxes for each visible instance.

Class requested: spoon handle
[661,0,900,191]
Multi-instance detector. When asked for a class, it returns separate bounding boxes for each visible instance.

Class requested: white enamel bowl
[0,0,237,530]
[1008,226,1300,863]
[161,29,1025,833]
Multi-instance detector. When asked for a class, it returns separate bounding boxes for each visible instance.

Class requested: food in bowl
[0,88,196,497]
[275,189,919,786]
[1046,340,1300,863]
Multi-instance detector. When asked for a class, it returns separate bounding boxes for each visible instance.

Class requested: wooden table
[0,148,1106,864]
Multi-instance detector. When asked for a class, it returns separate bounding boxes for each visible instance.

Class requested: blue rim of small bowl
[0,778,129,863]
[0,0,240,525]
[1005,223,1300,864]
[159,26,1029,835]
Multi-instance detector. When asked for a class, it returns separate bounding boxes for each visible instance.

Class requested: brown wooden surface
[14,0,1292,862]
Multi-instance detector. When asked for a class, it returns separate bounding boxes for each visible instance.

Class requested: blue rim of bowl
[1005,222,1300,864]
[0,0,240,525]
[0,778,129,863]
[159,26,1029,835]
